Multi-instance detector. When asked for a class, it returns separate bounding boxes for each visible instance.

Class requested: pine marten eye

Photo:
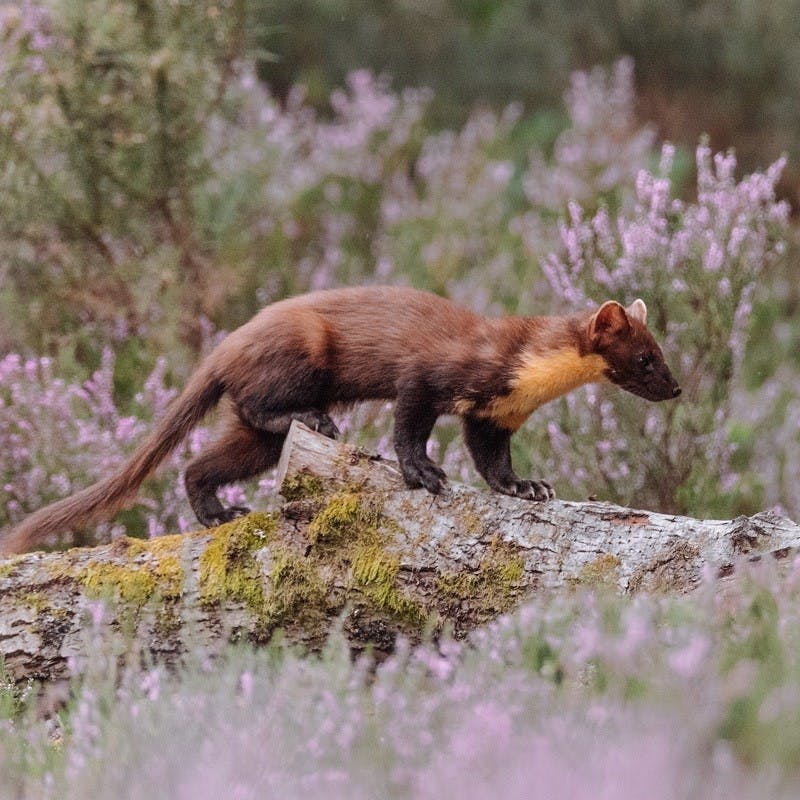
[637,353,655,372]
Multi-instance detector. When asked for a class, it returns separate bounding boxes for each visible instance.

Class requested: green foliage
[0,0,252,364]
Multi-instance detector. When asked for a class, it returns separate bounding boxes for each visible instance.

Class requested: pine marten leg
[462,416,555,501]
[185,419,285,526]
[240,407,340,438]
[234,368,339,438]
[394,380,446,494]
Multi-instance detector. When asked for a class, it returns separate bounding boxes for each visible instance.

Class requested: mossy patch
[198,511,331,635]
[78,532,187,606]
[308,490,384,546]
[131,534,185,599]
[198,512,276,609]
[437,571,481,599]
[437,540,527,615]
[352,544,425,623]
[21,592,52,615]
[81,562,158,606]
[280,470,325,502]
[266,547,328,626]
[153,604,183,639]
[305,491,427,625]
[575,553,622,589]
[0,560,17,580]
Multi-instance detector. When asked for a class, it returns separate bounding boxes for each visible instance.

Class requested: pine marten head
[588,299,681,402]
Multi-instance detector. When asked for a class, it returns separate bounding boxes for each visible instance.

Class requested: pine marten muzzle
[1,287,680,554]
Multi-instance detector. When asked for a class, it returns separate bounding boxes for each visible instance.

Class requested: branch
[2,422,798,683]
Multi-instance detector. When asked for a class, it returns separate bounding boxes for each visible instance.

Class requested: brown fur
[1,287,680,555]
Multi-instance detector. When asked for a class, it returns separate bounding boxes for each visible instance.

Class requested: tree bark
[2,421,798,683]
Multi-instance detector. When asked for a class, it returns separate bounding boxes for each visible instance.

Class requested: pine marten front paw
[517,479,555,501]
[494,479,555,502]
[400,458,447,495]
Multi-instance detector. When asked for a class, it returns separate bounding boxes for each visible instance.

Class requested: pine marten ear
[626,298,647,325]
[588,301,630,341]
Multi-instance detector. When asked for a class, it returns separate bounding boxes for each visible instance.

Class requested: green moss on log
[280,470,325,502]
[308,490,384,546]
[306,490,427,625]
[198,512,276,609]
[197,512,330,633]
[352,544,425,623]
[78,532,187,606]
[265,547,328,626]
[575,553,622,588]
[437,539,528,614]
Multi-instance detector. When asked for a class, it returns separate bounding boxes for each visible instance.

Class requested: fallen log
[2,421,799,683]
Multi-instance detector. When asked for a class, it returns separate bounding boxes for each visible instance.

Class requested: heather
[5,563,800,798]
[260,0,800,190]
[0,351,259,541]
[0,6,795,529]
[3,3,800,795]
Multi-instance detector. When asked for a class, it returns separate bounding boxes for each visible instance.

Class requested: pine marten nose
[672,385,682,397]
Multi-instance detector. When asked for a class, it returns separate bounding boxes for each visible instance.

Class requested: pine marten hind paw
[315,414,340,439]
[298,411,339,439]
[209,505,251,525]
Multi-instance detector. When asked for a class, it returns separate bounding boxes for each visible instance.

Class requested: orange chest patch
[478,349,609,431]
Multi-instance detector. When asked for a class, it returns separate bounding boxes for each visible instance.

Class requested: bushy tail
[0,363,224,555]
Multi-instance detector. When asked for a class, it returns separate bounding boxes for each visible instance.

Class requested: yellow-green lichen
[124,532,183,558]
[575,553,622,589]
[21,592,52,615]
[151,553,184,599]
[281,471,326,502]
[488,551,525,585]
[352,544,425,623]
[0,561,17,580]
[129,534,186,599]
[198,512,276,609]
[437,541,527,614]
[78,532,187,607]
[304,491,426,625]
[198,512,331,634]
[307,490,384,545]
[81,562,157,606]
[43,550,85,583]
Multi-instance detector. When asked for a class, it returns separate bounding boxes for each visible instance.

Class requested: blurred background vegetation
[1,0,799,530]
[3,0,798,356]
[258,0,800,195]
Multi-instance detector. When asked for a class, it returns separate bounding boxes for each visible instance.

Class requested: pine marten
[1,286,680,554]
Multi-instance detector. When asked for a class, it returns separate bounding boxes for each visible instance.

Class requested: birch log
[2,421,799,683]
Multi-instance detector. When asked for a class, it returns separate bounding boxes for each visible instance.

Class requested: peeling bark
[2,421,799,683]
